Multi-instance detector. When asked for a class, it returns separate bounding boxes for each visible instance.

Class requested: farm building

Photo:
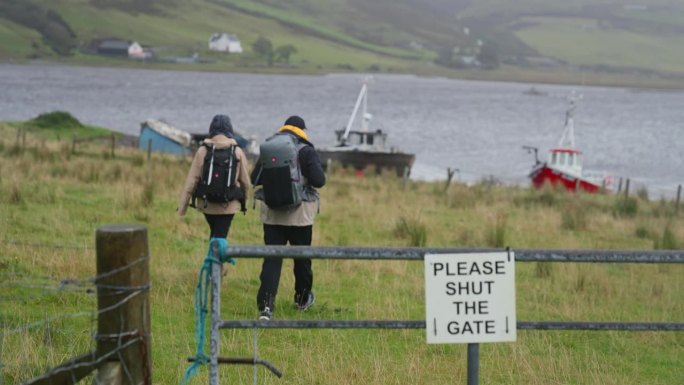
[139,119,192,156]
[96,39,146,58]
[208,33,243,53]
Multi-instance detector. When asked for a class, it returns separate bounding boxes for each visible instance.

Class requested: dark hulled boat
[317,79,415,177]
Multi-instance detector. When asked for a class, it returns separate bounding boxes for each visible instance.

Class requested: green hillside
[1,0,683,83]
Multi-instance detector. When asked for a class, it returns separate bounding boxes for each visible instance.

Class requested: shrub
[613,197,638,217]
[634,225,651,239]
[27,111,82,130]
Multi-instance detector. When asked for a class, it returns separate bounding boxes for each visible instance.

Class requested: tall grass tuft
[7,143,22,156]
[561,200,588,231]
[447,185,479,209]
[636,186,649,201]
[393,216,427,247]
[634,224,651,239]
[486,212,507,247]
[613,197,639,217]
[514,184,560,208]
[9,183,23,204]
[535,262,554,278]
[141,180,155,207]
[655,224,679,249]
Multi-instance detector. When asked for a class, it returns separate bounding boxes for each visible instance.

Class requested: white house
[208,33,243,53]
[127,42,148,58]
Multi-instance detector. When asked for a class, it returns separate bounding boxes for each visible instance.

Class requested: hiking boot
[258,307,273,321]
[297,292,315,311]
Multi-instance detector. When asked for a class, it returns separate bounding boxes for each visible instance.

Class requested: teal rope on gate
[180,238,236,385]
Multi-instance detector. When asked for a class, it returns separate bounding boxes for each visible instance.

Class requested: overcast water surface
[1,63,682,197]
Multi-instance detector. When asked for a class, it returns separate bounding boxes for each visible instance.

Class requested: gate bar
[219,320,684,331]
[227,246,684,263]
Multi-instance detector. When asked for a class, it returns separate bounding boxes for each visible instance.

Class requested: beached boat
[317,79,415,177]
[139,118,258,161]
[525,96,612,193]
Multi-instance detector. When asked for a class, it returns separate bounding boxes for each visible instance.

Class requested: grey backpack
[257,133,305,209]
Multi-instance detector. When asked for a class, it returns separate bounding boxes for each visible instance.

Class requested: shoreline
[4,58,684,92]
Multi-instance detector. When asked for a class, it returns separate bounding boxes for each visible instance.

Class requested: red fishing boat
[525,96,612,193]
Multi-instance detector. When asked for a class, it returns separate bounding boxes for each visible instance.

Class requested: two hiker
[178,114,326,320]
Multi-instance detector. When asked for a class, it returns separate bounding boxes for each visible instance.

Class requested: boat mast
[361,83,369,132]
[558,93,579,148]
[341,78,370,144]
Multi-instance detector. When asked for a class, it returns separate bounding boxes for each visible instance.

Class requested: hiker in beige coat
[178,114,251,240]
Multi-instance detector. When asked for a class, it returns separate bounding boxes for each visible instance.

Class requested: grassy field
[513,17,684,74]
[0,120,682,384]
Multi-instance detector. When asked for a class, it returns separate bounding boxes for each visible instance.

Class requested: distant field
[514,17,684,74]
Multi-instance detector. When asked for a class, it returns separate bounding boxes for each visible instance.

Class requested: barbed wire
[1,253,150,385]
[0,239,92,251]
[1,283,148,336]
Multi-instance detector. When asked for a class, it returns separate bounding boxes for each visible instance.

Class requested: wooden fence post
[617,178,623,194]
[676,185,682,214]
[624,178,630,198]
[95,224,151,385]
[111,134,116,158]
[147,139,152,161]
[15,128,22,148]
[71,133,77,154]
[445,168,456,192]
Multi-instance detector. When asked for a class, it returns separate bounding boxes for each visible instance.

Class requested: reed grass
[0,125,683,385]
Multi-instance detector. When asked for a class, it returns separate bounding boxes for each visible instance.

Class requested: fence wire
[0,239,149,385]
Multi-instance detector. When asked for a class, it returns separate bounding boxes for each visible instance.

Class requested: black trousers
[204,214,234,239]
[257,224,313,311]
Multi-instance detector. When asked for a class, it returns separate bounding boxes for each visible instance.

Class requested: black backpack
[192,144,245,211]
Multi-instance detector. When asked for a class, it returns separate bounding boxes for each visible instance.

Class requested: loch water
[1,63,682,197]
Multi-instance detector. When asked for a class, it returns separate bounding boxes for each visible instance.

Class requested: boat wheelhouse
[527,95,612,193]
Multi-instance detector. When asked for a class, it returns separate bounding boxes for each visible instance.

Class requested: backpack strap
[191,143,210,208]
[226,145,234,190]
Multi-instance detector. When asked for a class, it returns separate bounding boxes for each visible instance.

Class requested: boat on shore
[139,118,258,161]
[317,79,415,177]
[525,95,612,193]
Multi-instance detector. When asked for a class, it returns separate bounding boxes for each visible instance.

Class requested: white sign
[424,252,516,344]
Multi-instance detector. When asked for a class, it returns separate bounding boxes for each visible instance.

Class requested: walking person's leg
[289,225,314,309]
[257,224,288,318]
[204,214,235,276]
[204,214,235,239]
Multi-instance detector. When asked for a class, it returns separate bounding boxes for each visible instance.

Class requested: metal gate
[204,246,684,384]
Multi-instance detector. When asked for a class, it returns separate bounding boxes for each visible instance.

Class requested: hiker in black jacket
[251,115,326,320]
